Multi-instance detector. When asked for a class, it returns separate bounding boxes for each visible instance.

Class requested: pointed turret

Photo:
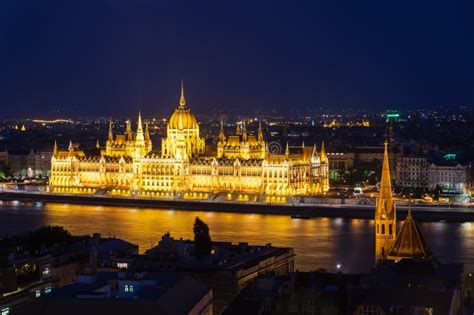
[242,121,248,142]
[53,140,58,157]
[236,121,241,135]
[96,139,100,149]
[179,80,186,108]
[320,141,328,162]
[108,120,114,142]
[285,142,290,157]
[257,120,264,143]
[144,121,150,142]
[218,120,226,143]
[136,111,144,143]
[68,140,74,152]
[375,141,396,265]
[126,120,133,141]
[387,211,432,261]
[311,143,320,165]
[137,111,143,134]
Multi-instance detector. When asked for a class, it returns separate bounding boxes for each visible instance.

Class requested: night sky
[0,0,472,117]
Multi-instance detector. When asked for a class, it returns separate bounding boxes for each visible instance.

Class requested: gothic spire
[144,121,150,142]
[179,80,186,107]
[53,140,58,157]
[137,111,143,134]
[379,141,392,199]
[320,141,328,162]
[108,120,114,142]
[285,142,290,157]
[126,120,133,141]
[311,143,320,164]
[242,121,248,142]
[257,120,264,143]
[218,120,226,143]
[236,121,241,135]
[68,140,73,151]
[96,139,100,149]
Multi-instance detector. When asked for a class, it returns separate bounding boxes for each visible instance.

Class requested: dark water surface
[1,201,473,273]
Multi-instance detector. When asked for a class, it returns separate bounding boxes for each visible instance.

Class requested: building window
[1,308,10,315]
[125,284,134,293]
[35,290,41,298]
[45,286,52,294]
[389,224,393,235]
[359,305,381,315]
[381,224,385,235]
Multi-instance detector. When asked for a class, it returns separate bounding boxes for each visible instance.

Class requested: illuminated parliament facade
[49,84,329,202]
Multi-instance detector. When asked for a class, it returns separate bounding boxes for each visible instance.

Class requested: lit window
[45,286,52,294]
[1,308,10,315]
[35,290,41,298]
[129,285,134,292]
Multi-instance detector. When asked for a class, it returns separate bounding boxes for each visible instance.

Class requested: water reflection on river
[1,201,474,273]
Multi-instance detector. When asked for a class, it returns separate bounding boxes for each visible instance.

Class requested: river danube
[1,201,473,273]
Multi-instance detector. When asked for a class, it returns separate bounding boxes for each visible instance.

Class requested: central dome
[168,106,198,130]
[168,82,199,130]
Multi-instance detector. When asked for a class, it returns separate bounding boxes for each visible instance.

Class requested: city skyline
[0,1,473,117]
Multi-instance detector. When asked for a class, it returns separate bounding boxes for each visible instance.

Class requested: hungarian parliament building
[49,84,329,202]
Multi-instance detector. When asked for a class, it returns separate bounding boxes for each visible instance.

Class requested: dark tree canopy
[193,217,212,260]
[30,225,72,251]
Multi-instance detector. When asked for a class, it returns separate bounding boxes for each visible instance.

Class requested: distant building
[0,149,52,178]
[395,153,469,194]
[395,156,430,189]
[428,162,468,193]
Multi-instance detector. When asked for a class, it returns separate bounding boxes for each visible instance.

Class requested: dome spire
[179,80,186,107]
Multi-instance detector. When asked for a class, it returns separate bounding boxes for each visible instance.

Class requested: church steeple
[375,141,396,265]
[379,141,392,199]
[285,142,290,157]
[179,80,186,108]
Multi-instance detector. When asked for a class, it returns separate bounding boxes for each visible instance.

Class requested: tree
[193,217,212,260]
[30,225,72,251]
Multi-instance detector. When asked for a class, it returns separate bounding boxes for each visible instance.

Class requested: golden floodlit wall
[49,84,329,200]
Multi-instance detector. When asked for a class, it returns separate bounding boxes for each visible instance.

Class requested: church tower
[375,141,396,265]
